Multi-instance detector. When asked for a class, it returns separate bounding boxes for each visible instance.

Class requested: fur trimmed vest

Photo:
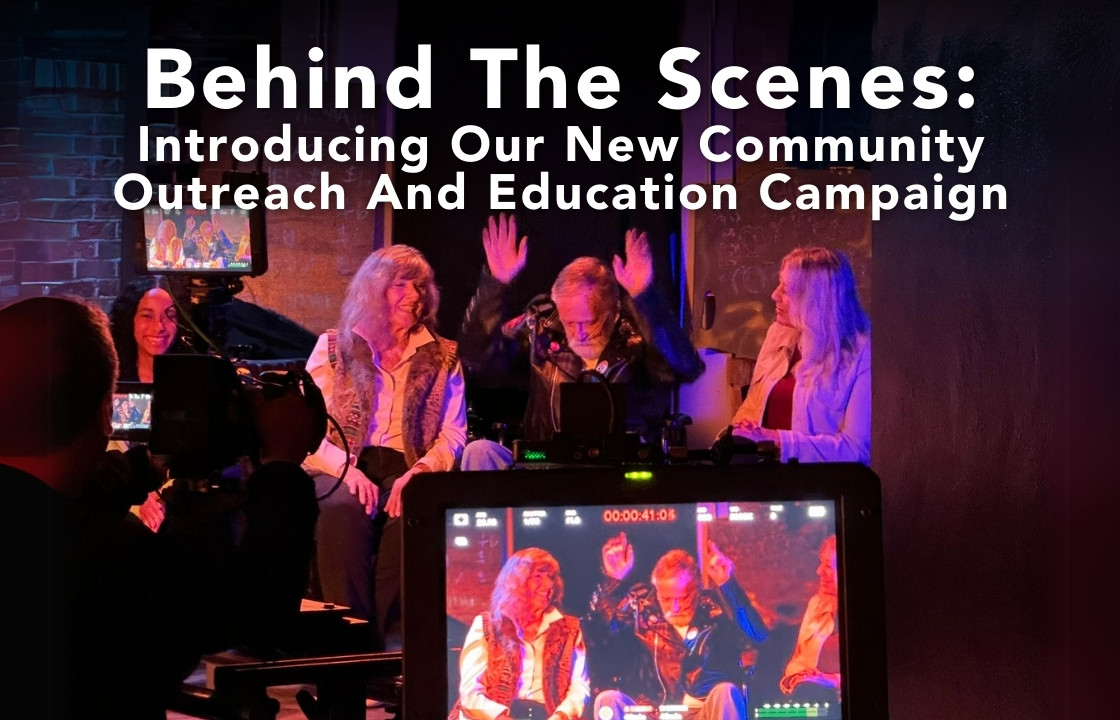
[324,327,458,467]
[449,611,582,719]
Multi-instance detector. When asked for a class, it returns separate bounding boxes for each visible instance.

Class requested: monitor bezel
[131,199,268,278]
[401,462,888,720]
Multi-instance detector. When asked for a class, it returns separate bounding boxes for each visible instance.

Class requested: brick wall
[0,33,125,307]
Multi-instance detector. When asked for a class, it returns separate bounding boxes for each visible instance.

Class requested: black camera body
[146,353,326,481]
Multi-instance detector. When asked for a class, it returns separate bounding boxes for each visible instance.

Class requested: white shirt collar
[352,322,434,363]
[516,606,564,642]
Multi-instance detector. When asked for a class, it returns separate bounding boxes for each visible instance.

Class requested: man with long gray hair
[458,213,704,470]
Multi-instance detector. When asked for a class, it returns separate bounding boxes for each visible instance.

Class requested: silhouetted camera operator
[0,296,323,720]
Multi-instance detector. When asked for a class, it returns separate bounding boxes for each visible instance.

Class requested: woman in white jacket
[728,247,871,464]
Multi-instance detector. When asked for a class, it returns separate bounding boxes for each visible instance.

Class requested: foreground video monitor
[402,464,887,720]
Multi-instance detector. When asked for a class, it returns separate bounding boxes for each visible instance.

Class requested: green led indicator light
[522,450,547,461]
[624,470,653,481]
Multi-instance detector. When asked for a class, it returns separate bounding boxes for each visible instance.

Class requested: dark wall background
[871,1,1116,718]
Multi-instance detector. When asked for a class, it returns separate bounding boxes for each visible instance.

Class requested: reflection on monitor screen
[143,207,254,273]
[445,500,841,720]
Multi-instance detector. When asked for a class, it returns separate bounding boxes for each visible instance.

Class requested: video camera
[111,353,327,482]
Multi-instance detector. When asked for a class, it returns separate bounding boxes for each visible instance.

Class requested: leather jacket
[458,270,705,442]
[585,574,768,705]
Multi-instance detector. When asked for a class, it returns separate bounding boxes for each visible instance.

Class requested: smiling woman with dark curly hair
[106,276,192,531]
[108,276,190,383]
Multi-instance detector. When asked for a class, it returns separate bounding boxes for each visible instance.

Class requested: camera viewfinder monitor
[135,202,266,277]
[402,463,887,720]
[110,382,153,442]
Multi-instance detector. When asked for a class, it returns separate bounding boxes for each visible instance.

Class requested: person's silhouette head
[0,296,118,495]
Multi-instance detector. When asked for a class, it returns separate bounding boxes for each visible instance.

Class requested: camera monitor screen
[139,205,265,276]
[402,464,887,720]
[110,382,153,441]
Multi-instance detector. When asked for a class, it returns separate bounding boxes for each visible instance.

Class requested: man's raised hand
[482,212,528,285]
[612,228,654,298]
[706,539,735,587]
[601,531,635,581]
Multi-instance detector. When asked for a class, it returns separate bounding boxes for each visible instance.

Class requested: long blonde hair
[333,245,440,411]
[782,247,869,386]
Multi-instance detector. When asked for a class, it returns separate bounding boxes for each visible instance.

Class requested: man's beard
[569,338,607,360]
[567,315,615,361]
[665,611,694,628]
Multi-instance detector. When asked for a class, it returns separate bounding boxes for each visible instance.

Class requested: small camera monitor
[110,382,153,442]
[135,202,266,277]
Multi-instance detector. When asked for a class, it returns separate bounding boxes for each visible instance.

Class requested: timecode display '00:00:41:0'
[601,507,678,523]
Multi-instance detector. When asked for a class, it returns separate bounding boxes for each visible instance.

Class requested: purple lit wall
[0,7,131,305]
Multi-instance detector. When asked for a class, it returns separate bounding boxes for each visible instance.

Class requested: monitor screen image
[402,464,887,720]
[142,206,255,274]
[110,382,153,441]
[445,500,840,719]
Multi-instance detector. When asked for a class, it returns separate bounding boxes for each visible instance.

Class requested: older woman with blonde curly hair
[729,246,871,464]
[303,244,467,649]
[452,547,590,720]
